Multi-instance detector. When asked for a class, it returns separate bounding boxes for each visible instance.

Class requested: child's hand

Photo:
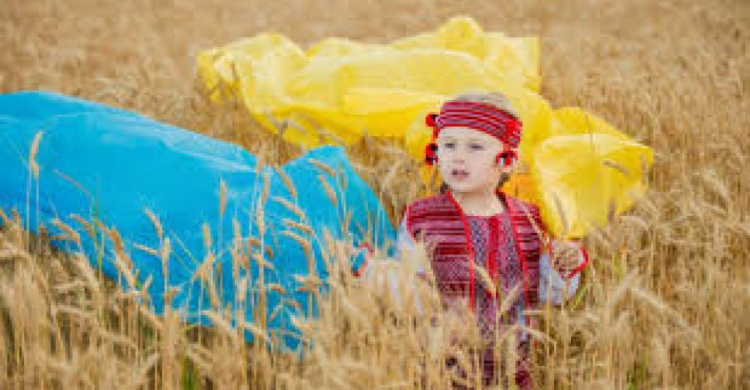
[550,240,584,275]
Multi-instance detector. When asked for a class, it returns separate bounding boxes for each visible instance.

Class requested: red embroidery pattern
[405,191,544,388]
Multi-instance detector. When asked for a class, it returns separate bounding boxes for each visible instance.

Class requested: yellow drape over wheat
[198,17,652,238]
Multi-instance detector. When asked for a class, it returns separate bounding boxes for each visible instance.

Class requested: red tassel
[425,143,438,165]
[495,150,517,167]
[425,113,438,128]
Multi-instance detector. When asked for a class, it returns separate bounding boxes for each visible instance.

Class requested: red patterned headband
[426,101,522,148]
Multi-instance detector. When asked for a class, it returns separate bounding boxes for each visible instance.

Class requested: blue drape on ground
[0,91,396,349]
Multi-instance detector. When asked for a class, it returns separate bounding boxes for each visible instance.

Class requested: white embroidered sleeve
[396,218,425,275]
[357,218,424,313]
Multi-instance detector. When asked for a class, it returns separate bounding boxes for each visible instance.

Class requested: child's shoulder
[405,193,542,215]
[502,193,545,226]
[405,193,452,214]
[504,194,540,213]
[402,193,454,231]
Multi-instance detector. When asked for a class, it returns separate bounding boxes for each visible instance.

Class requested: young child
[398,92,589,388]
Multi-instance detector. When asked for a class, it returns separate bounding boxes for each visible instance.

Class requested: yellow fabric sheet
[198,17,653,238]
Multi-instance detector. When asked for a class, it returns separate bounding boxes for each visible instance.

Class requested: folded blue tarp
[0,91,396,349]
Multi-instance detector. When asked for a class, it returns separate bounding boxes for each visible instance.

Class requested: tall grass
[1,0,748,388]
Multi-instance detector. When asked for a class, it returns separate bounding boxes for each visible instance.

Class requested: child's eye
[469,144,485,151]
[443,142,455,149]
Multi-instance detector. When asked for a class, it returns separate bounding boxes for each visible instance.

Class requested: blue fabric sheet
[0,91,396,349]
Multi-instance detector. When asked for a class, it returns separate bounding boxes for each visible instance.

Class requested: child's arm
[350,218,426,312]
[352,211,426,277]
[538,240,588,305]
[395,218,428,277]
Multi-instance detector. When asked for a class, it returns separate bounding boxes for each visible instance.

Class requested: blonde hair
[448,91,520,120]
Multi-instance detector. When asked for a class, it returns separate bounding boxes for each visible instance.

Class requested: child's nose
[449,152,465,163]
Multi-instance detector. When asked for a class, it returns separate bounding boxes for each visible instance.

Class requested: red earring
[425,113,438,128]
[495,150,517,167]
[425,113,440,166]
[425,143,439,165]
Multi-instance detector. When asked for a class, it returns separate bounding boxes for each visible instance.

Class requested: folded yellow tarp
[197,17,653,238]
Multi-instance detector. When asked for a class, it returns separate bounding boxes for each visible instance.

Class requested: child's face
[436,127,510,196]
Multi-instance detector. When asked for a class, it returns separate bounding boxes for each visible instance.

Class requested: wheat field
[1,0,748,388]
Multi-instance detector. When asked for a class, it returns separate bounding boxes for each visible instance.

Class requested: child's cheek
[482,159,498,174]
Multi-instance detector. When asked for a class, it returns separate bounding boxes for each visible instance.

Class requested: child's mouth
[451,169,468,180]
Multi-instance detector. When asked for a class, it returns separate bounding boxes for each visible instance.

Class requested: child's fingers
[552,241,582,262]
[551,245,582,272]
